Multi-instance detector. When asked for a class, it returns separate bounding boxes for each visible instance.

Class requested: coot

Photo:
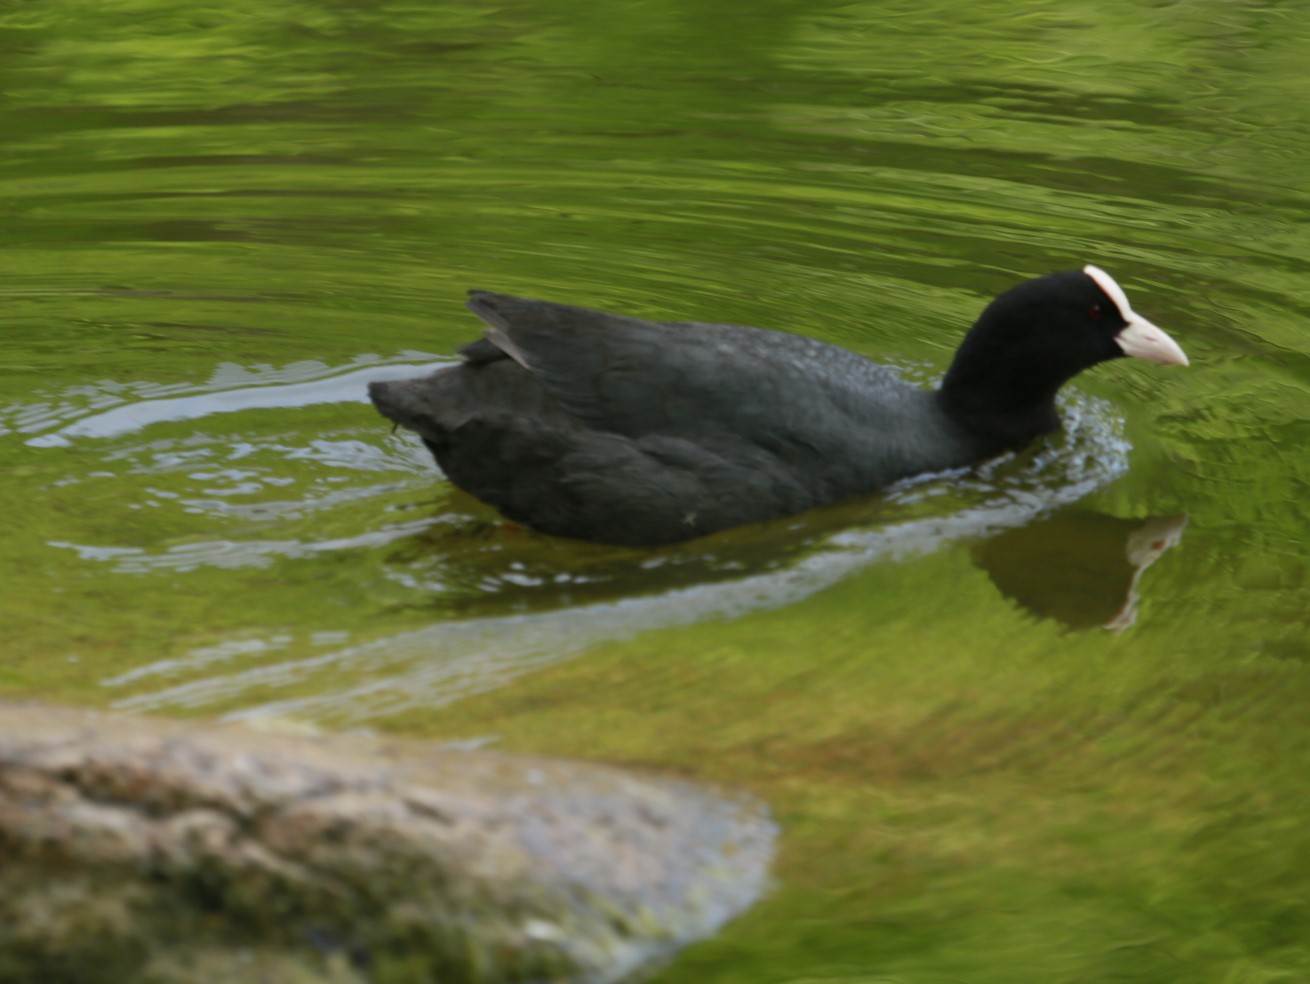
[369,266,1187,546]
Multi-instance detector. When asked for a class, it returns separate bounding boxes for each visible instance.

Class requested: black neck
[935,382,1061,454]
[936,329,1072,452]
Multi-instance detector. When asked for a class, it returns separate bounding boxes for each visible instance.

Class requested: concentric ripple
[20,359,1130,722]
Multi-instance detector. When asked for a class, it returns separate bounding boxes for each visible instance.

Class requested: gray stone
[0,704,775,984]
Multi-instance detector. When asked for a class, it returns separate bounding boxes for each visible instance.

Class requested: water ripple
[108,393,1129,722]
[19,354,448,446]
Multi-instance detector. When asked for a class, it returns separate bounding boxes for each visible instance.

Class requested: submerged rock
[0,703,775,984]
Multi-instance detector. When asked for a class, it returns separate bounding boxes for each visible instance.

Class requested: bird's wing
[463,290,906,457]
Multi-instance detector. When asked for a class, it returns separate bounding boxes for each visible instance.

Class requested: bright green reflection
[2,0,1309,981]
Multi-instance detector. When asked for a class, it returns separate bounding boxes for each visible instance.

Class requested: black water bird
[369,266,1187,546]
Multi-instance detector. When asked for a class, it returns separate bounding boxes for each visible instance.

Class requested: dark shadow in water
[382,487,850,617]
[971,512,1188,632]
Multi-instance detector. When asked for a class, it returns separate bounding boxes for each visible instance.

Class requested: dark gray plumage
[369,267,1186,546]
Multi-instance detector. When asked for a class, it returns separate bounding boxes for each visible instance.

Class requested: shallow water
[3,1,1309,981]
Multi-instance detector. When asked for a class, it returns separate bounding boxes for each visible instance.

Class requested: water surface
[2,1,1308,981]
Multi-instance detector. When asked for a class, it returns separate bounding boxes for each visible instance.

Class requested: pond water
[3,1,1309,980]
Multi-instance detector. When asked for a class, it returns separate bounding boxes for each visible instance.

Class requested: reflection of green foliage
[422,542,1310,983]
[2,0,1310,981]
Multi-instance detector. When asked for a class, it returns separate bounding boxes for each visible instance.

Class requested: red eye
[1089,303,1103,319]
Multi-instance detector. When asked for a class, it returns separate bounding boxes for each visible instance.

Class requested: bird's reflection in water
[971,513,1188,631]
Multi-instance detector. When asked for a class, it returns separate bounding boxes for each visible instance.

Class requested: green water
[3,0,1309,980]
